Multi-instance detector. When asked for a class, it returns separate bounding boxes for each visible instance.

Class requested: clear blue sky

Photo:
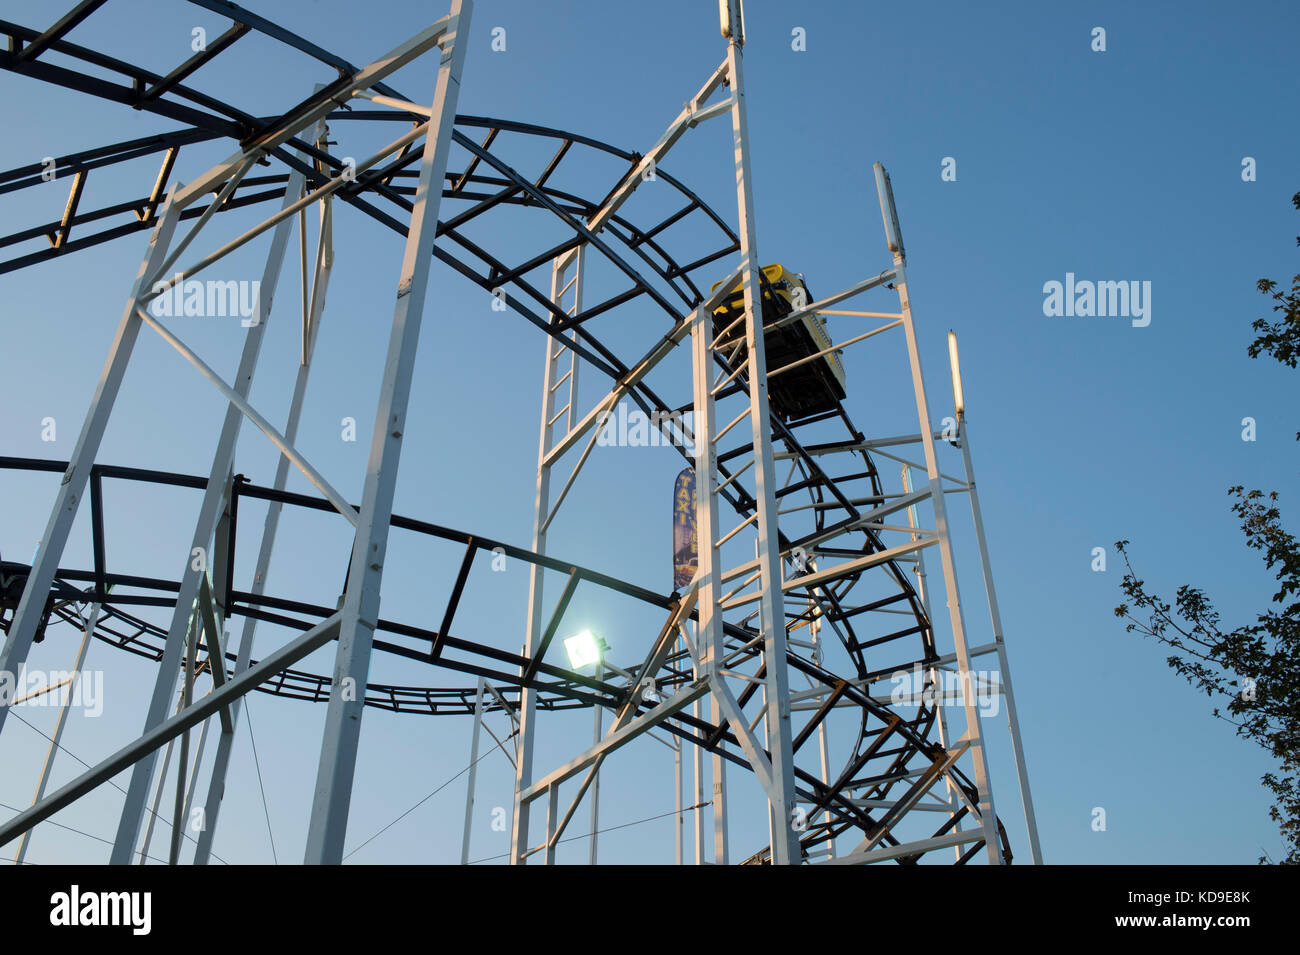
[1,0,1297,864]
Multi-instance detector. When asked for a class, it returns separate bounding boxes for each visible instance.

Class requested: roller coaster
[0,0,1041,864]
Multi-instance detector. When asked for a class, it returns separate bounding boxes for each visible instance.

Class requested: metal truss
[0,0,1041,864]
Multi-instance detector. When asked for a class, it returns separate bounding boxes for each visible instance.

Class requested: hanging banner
[672,467,697,590]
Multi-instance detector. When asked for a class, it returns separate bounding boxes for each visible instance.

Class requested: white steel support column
[304,0,472,864]
[674,631,684,865]
[674,724,683,865]
[883,171,1002,863]
[816,717,833,859]
[138,610,207,865]
[810,610,835,861]
[0,194,182,742]
[194,121,334,867]
[178,712,210,852]
[137,724,178,864]
[722,0,799,865]
[110,163,309,864]
[589,659,601,865]
[712,728,729,864]
[461,677,486,864]
[690,623,705,865]
[511,251,584,863]
[902,465,962,858]
[11,601,101,865]
[955,401,1042,864]
[139,619,201,866]
[169,602,201,865]
[689,227,731,867]
[509,330,559,863]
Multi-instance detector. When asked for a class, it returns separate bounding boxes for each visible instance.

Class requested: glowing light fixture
[947,330,964,417]
[564,630,603,669]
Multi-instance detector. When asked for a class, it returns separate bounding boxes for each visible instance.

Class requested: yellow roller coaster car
[709,264,846,420]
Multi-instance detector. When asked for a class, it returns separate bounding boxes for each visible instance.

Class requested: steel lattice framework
[0,0,1041,865]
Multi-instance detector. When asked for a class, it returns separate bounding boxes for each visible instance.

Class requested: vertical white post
[11,602,101,865]
[543,785,559,865]
[691,618,705,865]
[461,677,486,864]
[111,161,310,863]
[304,0,473,864]
[169,604,200,865]
[675,632,684,865]
[589,659,601,865]
[956,407,1043,864]
[723,0,799,865]
[137,736,176,864]
[889,268,1002,863]
[179,712,211,854]
[810,606,835,860]
[139,616,196,864]
[712,744,729,864]
[902,465,962,859]
[689,224,732,866]
[511,248,580,863]
[194,132,333,864]
[675,739,683,864]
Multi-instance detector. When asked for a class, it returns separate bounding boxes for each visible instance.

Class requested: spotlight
[563,630,605,669]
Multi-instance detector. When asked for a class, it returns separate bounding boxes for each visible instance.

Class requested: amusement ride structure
[0,0,1042,864]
